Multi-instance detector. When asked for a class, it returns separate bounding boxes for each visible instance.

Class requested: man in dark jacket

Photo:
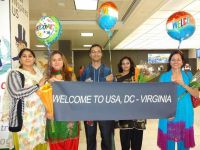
[80,44,114,150]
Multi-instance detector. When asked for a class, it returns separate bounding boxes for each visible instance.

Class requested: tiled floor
[78,108,200,150]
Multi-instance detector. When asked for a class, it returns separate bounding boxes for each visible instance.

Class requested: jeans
[120,128,143,150]
[84,121,114,150]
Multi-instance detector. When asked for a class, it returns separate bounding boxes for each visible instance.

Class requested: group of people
[1,43,200,150]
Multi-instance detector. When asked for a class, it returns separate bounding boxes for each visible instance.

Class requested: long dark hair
[18,48,36,68]
[118,56,135,76]
[167,50,185,71]
[47,51,72,81]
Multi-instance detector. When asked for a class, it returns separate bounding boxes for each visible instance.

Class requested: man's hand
[106,74,113,82]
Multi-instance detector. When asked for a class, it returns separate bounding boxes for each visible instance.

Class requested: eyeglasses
[91,51,102,54]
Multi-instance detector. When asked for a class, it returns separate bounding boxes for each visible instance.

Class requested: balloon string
[47,45,51,56]
[108,37,112,73]
[72,50,74,73]
[47,45,51,76]
[178,41,181,51]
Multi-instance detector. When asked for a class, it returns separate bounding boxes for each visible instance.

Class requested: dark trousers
[120,128,143,150]
[84,121,114,150]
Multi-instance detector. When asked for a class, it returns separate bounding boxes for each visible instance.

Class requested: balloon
[166,11,195,42]
[97,2,118,32]
[35,16,62,48]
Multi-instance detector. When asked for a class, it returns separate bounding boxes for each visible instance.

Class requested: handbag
[191,96,200,108]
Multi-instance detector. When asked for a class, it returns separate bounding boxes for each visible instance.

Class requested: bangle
[182,84,187,89]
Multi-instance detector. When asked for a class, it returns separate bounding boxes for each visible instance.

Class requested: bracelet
[36,84,40,88]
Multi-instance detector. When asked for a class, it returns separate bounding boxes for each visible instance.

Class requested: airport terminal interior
[1,0,200,149]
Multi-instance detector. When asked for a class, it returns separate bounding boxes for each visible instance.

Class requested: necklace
[52,68,62,75]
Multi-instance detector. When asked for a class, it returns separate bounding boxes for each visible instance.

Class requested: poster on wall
[0,0,12,149]
[148,53,170,64]
[10,0,29,68]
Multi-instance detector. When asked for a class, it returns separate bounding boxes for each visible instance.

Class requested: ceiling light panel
[74,0,98,10]
[35,45,45,48]
[58,2,65,7]
[81,33,94,36]
[83,44,92,47]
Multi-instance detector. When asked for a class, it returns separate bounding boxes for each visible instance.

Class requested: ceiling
[116,0,200,50]
[29,0,200,51]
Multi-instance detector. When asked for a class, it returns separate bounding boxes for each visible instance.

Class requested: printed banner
[10,0,29,68]
[53,82,177,121]
[0,0,29,148]
[0,0,12,149]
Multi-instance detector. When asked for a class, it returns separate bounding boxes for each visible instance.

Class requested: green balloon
[35,16,62,47]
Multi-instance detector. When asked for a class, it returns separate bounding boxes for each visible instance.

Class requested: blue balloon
[98,15,117,32]
[167,25,195,42]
